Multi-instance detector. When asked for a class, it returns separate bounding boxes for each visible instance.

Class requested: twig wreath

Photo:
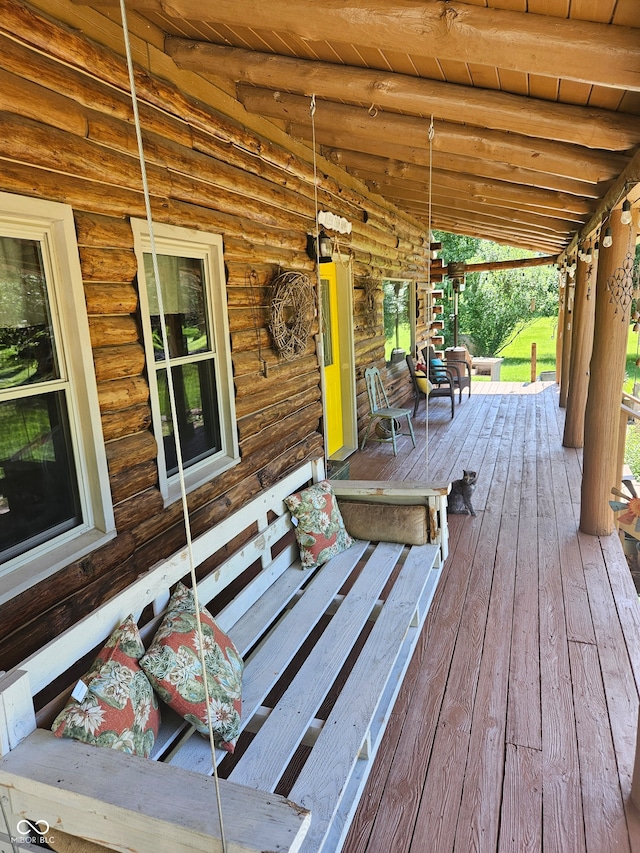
[269,270,316,360]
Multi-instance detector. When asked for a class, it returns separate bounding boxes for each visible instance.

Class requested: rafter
[167,40,640,152]
[88,0,640,91]
[238,87,629,184]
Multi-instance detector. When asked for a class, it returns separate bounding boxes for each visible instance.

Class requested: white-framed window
[0,193,114,604]
[383,278,415,364]
[132,220,239,504]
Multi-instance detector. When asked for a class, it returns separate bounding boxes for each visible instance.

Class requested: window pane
[0,236,59,389]
[320,277,334,368]
[144,254,211,361]
[0,391,81,561]
[383,280,411,363]
[157,361,221,475]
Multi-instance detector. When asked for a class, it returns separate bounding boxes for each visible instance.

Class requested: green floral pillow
[51,615,160,758]
[284,480,354,569]
[140,583,243,753]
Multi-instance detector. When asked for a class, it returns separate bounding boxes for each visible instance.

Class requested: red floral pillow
[140,583,243,753]
[51,615,160,758]
[284,480,354,569]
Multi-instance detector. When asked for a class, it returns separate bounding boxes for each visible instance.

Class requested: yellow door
[321,263,344,456]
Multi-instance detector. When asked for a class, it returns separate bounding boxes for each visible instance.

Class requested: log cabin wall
[0,0,438,666]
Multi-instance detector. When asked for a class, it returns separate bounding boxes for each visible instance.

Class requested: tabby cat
[447,470,477,516]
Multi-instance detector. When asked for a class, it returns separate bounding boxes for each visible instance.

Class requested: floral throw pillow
[284,480,354,569]
[139,583,243,753]
[51,615,160,758]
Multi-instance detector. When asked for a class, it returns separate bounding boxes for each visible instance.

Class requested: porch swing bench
[0,457,449,853]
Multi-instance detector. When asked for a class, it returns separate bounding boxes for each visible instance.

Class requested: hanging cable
[118,2,227,850]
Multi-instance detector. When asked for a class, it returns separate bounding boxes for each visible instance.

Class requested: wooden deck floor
[342,381,640,853]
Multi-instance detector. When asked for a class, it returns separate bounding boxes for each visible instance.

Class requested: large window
[383,279,415,364]
[133,221,238,503]
[0,194,114,601]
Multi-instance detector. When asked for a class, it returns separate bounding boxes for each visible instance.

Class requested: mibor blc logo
[13,818,54,844]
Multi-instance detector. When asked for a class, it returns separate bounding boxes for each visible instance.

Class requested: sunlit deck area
[343,381,640,853]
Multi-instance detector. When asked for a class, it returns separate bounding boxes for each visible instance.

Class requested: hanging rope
[310,94,328,467]
[425,115,435,480]
[117,2,227,850]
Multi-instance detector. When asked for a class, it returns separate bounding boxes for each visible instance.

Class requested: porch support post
[559,268,574,407]
[563,245,596,447]
[556,271,566,388]
[580,209,635,535]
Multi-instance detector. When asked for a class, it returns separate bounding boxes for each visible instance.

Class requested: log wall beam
[580,210,637,535]
[166,40,640,152]
[88,0,640,91]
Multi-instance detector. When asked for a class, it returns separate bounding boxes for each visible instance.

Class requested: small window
[0,194,114,602]
[383,279,415,364]
[133,221,238,503]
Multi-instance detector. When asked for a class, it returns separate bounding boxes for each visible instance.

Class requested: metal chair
[361,366,416,456]
[407,353,454,418]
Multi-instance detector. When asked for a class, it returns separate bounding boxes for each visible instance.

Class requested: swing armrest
[0,728,310,853]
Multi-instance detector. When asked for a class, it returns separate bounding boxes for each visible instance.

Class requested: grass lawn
[470,316,557,382]
[469,316,640,389]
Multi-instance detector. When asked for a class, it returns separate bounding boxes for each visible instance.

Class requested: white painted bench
[0,458,449,853]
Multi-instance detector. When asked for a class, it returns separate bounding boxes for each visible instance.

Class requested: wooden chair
[407,353,454,418]
[361,366,416,456]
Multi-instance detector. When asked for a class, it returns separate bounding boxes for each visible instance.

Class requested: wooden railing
[618,391,640,496]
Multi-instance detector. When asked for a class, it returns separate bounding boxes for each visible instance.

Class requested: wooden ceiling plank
[496,68,529,96]
[528,74,559,101]
[467,64,501,90]
[236,87,630,182]
[527,0,569,16]
[570,0,616,24]
[435,58,473,86]
[558,79,593,107]
[166,41,640,151]
[612,0,640,27]
[588,86,625,112]
[104,0,640,91]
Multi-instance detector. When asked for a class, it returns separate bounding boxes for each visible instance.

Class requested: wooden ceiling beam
[416,215,565,252]
[348,171,588,221]
[465,256,558,274]
[96,0,640,91]
[316,138,606,198]
[381,191,576,237]
[167,41,640,152]
[366,186,579,234]
[238,87,628,183]
[328,151,593,216]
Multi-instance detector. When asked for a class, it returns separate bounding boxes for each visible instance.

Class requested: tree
[434,234,557,355]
